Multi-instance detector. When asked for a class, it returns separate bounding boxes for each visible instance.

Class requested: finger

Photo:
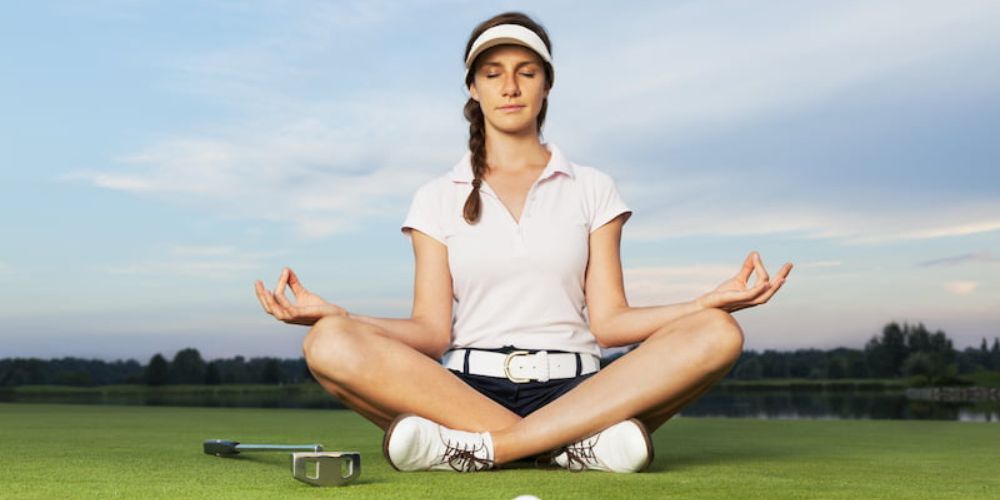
[723,281,770,303]
[737,251,755,283]
[776,262,794,280]
[274,289,295,310]
[254,281,274,315]
[750,279,783,305]
[288,268,308,294]
[259,281,290,318]
[753,251,770,284]
[275,267,290,303]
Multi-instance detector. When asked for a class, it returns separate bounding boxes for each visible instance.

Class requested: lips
[499,105,525,111]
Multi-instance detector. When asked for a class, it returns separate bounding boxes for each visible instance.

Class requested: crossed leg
[302,307,744,465]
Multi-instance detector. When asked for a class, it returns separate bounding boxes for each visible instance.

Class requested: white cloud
[944,281,978,295]
[920,251,998,267]
[58,0,1000,245]
[555,0,1000,144]
[59,93,463,238]
[624,194,1000,245]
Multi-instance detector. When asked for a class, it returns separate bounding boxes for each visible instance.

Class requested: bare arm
[584,215,793,348]
[584,215,705,347]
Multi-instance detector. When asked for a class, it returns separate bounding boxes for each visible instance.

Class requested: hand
[696,251,793,313]
[254,267,348,326]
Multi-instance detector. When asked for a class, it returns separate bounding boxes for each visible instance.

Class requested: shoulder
[567,162,626,201]
[572,163,620,186]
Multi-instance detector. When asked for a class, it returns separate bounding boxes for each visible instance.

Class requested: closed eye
[486,73,536,78]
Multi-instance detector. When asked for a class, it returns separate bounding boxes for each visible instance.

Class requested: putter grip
[203,439,240,456]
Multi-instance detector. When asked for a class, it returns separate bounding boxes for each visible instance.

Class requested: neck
[483,129,550,174]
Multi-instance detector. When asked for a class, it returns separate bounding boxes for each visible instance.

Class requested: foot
[553,419,653,473]
[383,414,495,472]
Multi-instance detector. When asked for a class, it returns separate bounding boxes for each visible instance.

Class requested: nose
[502,73,520,97]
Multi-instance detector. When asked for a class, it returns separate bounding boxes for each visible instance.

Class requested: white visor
[464,24,553,82]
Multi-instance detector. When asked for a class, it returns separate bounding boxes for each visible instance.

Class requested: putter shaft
[203,439,322,456]
[237,443,324,452]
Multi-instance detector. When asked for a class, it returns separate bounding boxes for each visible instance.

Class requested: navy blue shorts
[449,346,597,418]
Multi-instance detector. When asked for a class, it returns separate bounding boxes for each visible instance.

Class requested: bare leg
[490,308,744,464]
[302,315,521,432]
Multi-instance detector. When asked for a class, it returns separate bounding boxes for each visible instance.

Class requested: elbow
[422,329,452,360]
[590,322,619,349]
[425,340,449,360]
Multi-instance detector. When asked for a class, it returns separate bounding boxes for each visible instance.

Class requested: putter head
[203,439,240,457]
[291,452,361,487]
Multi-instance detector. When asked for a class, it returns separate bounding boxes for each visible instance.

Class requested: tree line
[0,348,313,387]
[2,322,998,387]
[726,321,1000,384]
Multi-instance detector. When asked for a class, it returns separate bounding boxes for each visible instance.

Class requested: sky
[1,0,998,362]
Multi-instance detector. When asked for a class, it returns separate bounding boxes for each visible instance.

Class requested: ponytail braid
[463,99,488,224]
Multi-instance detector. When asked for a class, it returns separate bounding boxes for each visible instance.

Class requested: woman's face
[469,45,550,137]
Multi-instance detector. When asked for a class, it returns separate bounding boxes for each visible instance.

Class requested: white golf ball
[513,496,540,500]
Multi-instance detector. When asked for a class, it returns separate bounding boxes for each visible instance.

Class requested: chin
[487,118,537,135]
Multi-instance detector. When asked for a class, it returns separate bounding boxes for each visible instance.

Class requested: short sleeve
[401,182,447,245]
[589,171,632,233]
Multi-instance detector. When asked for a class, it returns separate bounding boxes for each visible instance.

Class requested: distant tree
[219,356,251,384]
[301,361,317,383]
[990,338,1000,370]
[733,357,763,380]
[825,357,847,379]
[52,371,94,386]
[204,362,221,385]
[169,348,206,384]
[145,354,169,386]
[902,351,956,385]
[759,350,789,378]
[865,322,909,377]
[260,359,282,384]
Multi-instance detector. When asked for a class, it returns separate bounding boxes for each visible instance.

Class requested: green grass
[1,404,997,499]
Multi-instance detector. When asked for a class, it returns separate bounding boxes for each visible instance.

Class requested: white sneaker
[383,414,495,472]
[553,419,653,473]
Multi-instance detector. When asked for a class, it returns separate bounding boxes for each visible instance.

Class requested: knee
[696,308,745,370]
[302,315,366,383]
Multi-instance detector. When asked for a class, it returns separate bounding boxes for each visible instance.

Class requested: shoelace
[561,435,600,472]
[439,438,494,472]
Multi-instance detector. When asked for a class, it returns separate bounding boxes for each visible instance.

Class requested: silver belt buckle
[503,351,531,383]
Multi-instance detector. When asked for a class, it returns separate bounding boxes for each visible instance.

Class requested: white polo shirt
[400,143,631,358]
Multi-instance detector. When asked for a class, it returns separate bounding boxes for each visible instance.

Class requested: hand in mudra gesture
[255,267,348,325]
[696,251,793,313]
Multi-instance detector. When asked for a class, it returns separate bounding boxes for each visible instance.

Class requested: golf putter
[291,452,362,486]
[203,439,361,486]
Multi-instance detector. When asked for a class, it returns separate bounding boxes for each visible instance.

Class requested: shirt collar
[450,143,575,183]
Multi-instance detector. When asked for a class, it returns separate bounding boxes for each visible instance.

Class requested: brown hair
[462,11,555,224]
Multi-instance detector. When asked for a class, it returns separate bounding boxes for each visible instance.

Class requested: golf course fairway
[1,403,996,499]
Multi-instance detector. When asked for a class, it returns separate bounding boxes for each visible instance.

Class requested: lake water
[4,386,999,422]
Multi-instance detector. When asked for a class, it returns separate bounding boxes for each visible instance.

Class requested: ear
[469,82,480,102]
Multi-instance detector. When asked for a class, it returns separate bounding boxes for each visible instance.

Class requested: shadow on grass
[207,454,377,486]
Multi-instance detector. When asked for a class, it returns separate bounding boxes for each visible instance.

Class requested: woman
[255,11,792,473]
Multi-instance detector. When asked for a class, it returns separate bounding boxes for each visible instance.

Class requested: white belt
[442,348,601,383]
